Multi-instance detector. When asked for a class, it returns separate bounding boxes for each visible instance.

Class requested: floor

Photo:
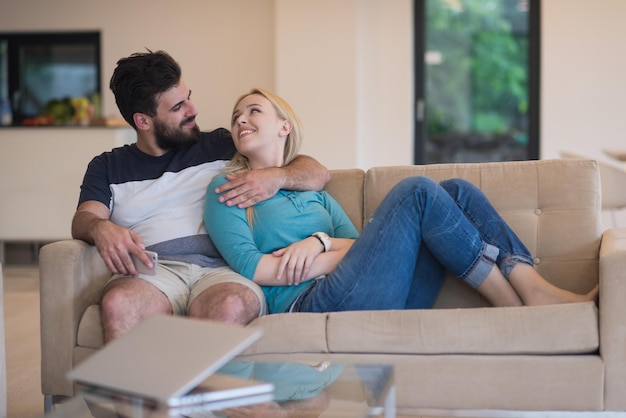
[3,264,43,418]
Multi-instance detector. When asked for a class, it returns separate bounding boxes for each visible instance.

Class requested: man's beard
[154,117,201,151]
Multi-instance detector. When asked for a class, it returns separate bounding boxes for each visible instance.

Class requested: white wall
[356,0,414,169]
[273,0,413,169]
[0,128,134,241]
[542,0,626,165]
[541,0,626,228]
[274,0,360,168]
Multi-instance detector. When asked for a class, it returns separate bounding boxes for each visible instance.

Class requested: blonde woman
[204,88,598,315]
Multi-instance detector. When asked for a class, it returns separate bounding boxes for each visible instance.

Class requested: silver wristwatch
[311,232,331,252]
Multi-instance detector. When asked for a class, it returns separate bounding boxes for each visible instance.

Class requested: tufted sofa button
[534,208,542,215]
[534,257,541,264]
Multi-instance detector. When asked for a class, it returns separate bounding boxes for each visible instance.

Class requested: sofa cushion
[243,313,329,355]
[79,302,599,356]
[326,302,599,355]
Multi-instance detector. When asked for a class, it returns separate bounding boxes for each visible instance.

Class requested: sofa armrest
[39,239,110,397]
[598,227,626,410]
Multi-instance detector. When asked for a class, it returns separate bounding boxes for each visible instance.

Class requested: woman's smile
[238,128,256,139]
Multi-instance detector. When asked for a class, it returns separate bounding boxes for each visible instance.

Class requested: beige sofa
[39,159,626,414]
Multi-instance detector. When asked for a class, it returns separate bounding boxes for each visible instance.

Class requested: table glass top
[46,361,395,418]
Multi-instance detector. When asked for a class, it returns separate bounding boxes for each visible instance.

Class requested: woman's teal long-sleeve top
[204,173,359,313]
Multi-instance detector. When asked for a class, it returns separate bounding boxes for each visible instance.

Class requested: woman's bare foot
[509,264,599,306]
[522,282,598,306]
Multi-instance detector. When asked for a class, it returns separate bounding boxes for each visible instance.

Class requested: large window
[0,31,101,126]
[414,0,539,163]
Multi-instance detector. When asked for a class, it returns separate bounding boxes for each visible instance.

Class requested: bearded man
[72,50,329,343]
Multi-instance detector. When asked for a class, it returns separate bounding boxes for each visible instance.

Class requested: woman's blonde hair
[225,88,304,175]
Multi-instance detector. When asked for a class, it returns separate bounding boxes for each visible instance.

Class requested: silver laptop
[67,314,273,407]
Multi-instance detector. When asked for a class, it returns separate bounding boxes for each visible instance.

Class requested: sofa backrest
[327,159,602,308]
[324,168,366,231]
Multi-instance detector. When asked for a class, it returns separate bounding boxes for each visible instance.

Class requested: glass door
[414,0,539,164]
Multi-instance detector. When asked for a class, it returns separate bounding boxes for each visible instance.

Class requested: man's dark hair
[109,50,182,129]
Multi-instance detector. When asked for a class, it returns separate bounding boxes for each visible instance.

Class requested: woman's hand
[253,238,354,286]
[272,237,324,285]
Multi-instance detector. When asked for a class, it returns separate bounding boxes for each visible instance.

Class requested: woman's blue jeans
[292,176,534,313]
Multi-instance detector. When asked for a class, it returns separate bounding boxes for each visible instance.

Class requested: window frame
[413,0,540,163]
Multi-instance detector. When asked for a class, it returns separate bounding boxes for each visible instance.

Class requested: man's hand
[214,155,329,208]
[91,220,150,276]
[72,201,152,276]
[214,168,283,208]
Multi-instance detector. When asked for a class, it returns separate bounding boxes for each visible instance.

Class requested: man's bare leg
[508,263,599,306]
[100,278,172,343]
[188,282,261,325]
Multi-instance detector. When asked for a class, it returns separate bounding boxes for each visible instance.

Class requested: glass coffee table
[45,360,395,417]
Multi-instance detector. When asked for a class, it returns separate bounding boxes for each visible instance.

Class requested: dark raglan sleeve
[77,152,112,208]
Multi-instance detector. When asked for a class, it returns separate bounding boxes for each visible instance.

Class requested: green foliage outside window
[426,0,528,142]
